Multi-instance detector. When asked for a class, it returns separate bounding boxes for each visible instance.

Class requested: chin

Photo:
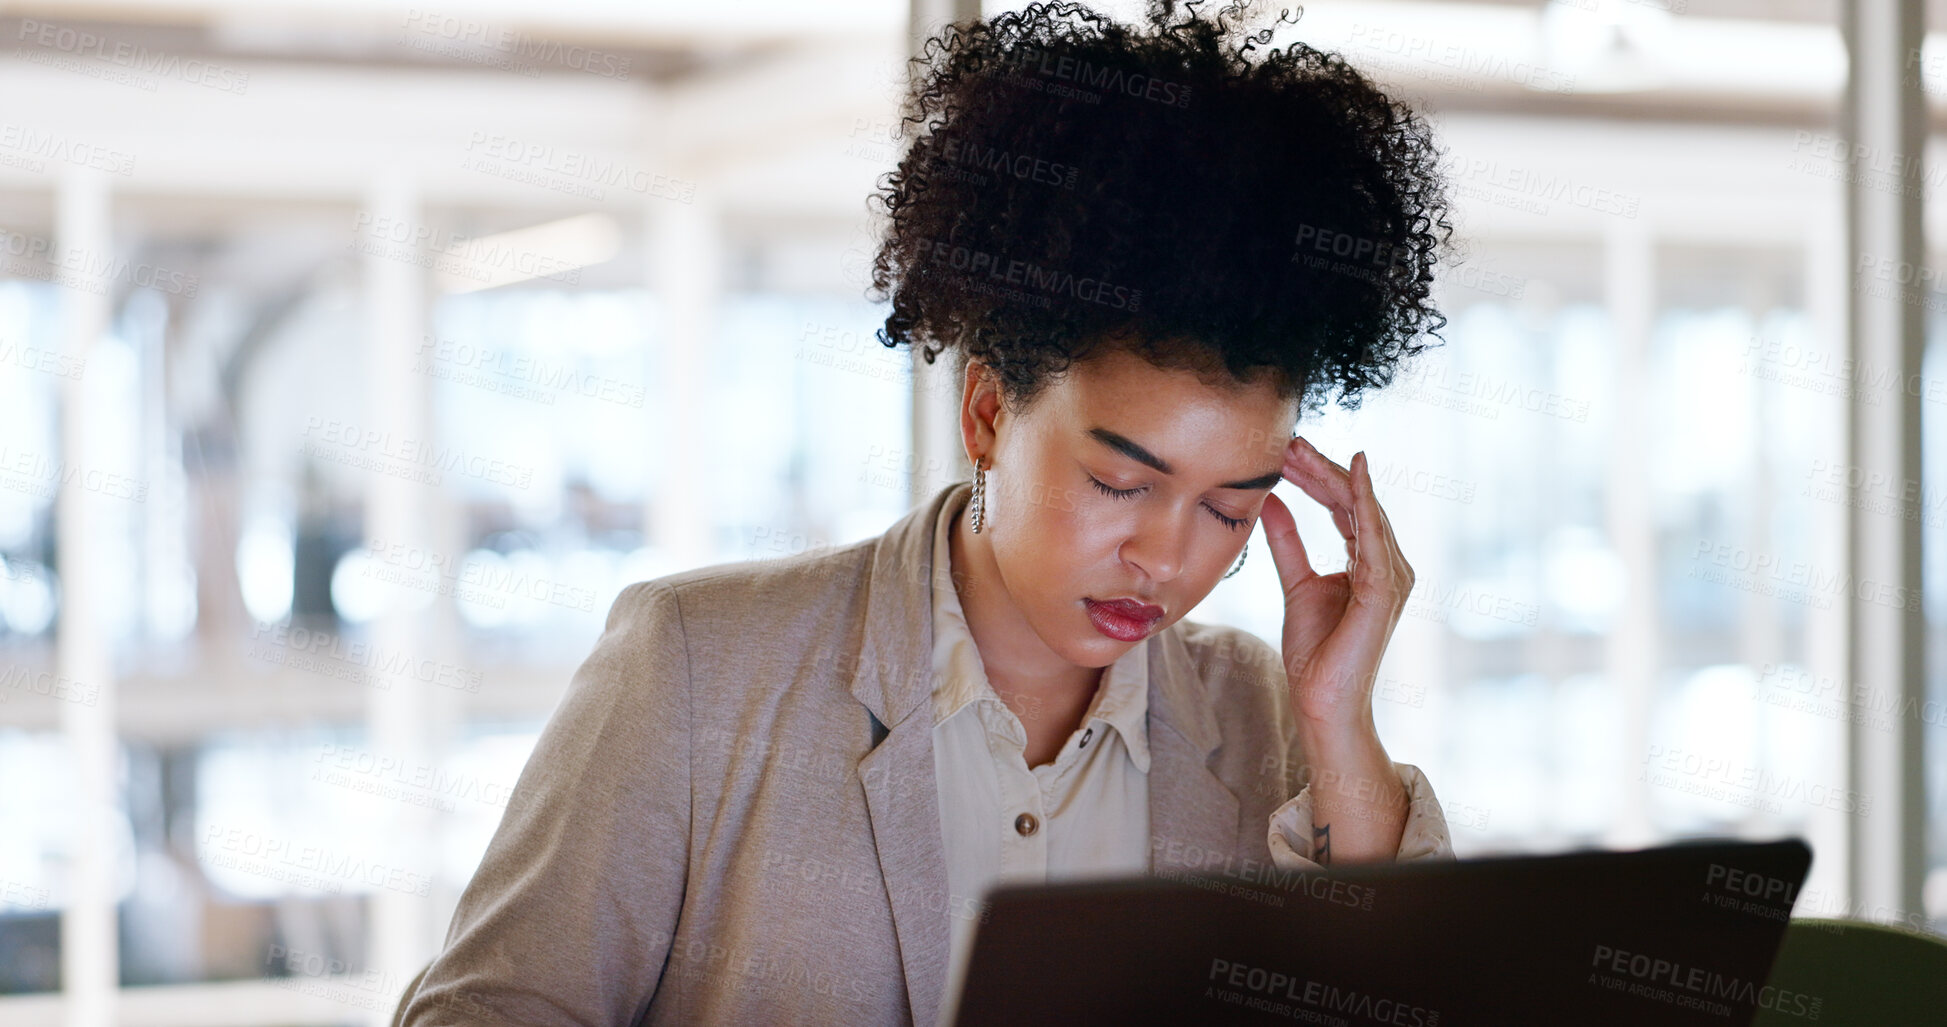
[1028,609,1118,666]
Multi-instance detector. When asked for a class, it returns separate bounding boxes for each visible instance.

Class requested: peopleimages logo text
[16,19,250,94]
[1007,46,1192,107]
[913,237,1140,311]
[402,8,632,79]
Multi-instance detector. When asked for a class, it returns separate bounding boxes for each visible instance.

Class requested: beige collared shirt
[928,485,1451,1020]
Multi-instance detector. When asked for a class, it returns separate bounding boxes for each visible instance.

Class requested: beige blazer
[402,478,1447,1026]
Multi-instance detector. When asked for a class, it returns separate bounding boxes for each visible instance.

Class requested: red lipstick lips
[1084,597,1164,642]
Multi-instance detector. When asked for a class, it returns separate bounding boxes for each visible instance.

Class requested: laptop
[950,837,1813,1026]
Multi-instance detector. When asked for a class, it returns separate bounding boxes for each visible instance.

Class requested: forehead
[1050,348,1292,428]
[1030,350,1295,470]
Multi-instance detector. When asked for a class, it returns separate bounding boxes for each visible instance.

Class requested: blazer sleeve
[402,579,692,1027]
[1265,762,1453,871]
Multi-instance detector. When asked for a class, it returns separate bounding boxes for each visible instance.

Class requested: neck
[948,488,1103,704]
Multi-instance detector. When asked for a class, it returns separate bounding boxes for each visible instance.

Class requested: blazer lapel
[851,480,963,1026]
[858,716,951,1026]
[846,479,1243,1023]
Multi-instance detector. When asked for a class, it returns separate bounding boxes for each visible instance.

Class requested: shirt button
[1079,727,1094,748]
[1014,812,1039,836]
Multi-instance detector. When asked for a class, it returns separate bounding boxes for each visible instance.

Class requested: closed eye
[1087,475,1249,531]
[1087,475,1143,501]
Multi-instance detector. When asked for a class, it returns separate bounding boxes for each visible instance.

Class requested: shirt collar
[927,480,1151,772]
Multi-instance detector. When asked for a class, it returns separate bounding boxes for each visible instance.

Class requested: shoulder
[558,540,885,751]
[1168,616,1299,786]
[601,535,881,657]
[1171,616,1285,699]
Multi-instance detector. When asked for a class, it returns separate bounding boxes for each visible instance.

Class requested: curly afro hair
[867,0,1454,418]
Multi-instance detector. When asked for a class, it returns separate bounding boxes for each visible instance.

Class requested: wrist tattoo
[1313,823,1332,866]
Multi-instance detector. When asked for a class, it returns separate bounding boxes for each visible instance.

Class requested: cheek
[1003,483,1084,556]
[994,470,1079,529]
[994,482,1099,582]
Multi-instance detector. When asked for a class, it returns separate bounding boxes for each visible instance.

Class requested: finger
[1310,442,1399,574]
[1348,451,1402,608]
[1352,452,1408,583]
[1291,439,1407,594]
[1256,491,1318,598]
[1378,488,1414,599]
[1371,476,1404,575]
[1283,437,1357,539]
[1298,455,1404,692]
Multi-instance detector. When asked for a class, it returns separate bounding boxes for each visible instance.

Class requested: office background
[0,0,1942,1023]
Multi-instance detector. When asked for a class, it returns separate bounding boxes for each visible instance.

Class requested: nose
[1119,509,1191,585]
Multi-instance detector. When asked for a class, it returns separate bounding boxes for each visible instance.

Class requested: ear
[961,359,1002,461]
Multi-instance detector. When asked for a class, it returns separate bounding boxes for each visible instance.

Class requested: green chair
[1751,917,1947,1026]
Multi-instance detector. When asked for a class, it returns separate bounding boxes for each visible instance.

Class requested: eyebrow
[1087,426,1285,491]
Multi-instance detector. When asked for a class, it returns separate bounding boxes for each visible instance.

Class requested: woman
[403,1,1457,1024]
